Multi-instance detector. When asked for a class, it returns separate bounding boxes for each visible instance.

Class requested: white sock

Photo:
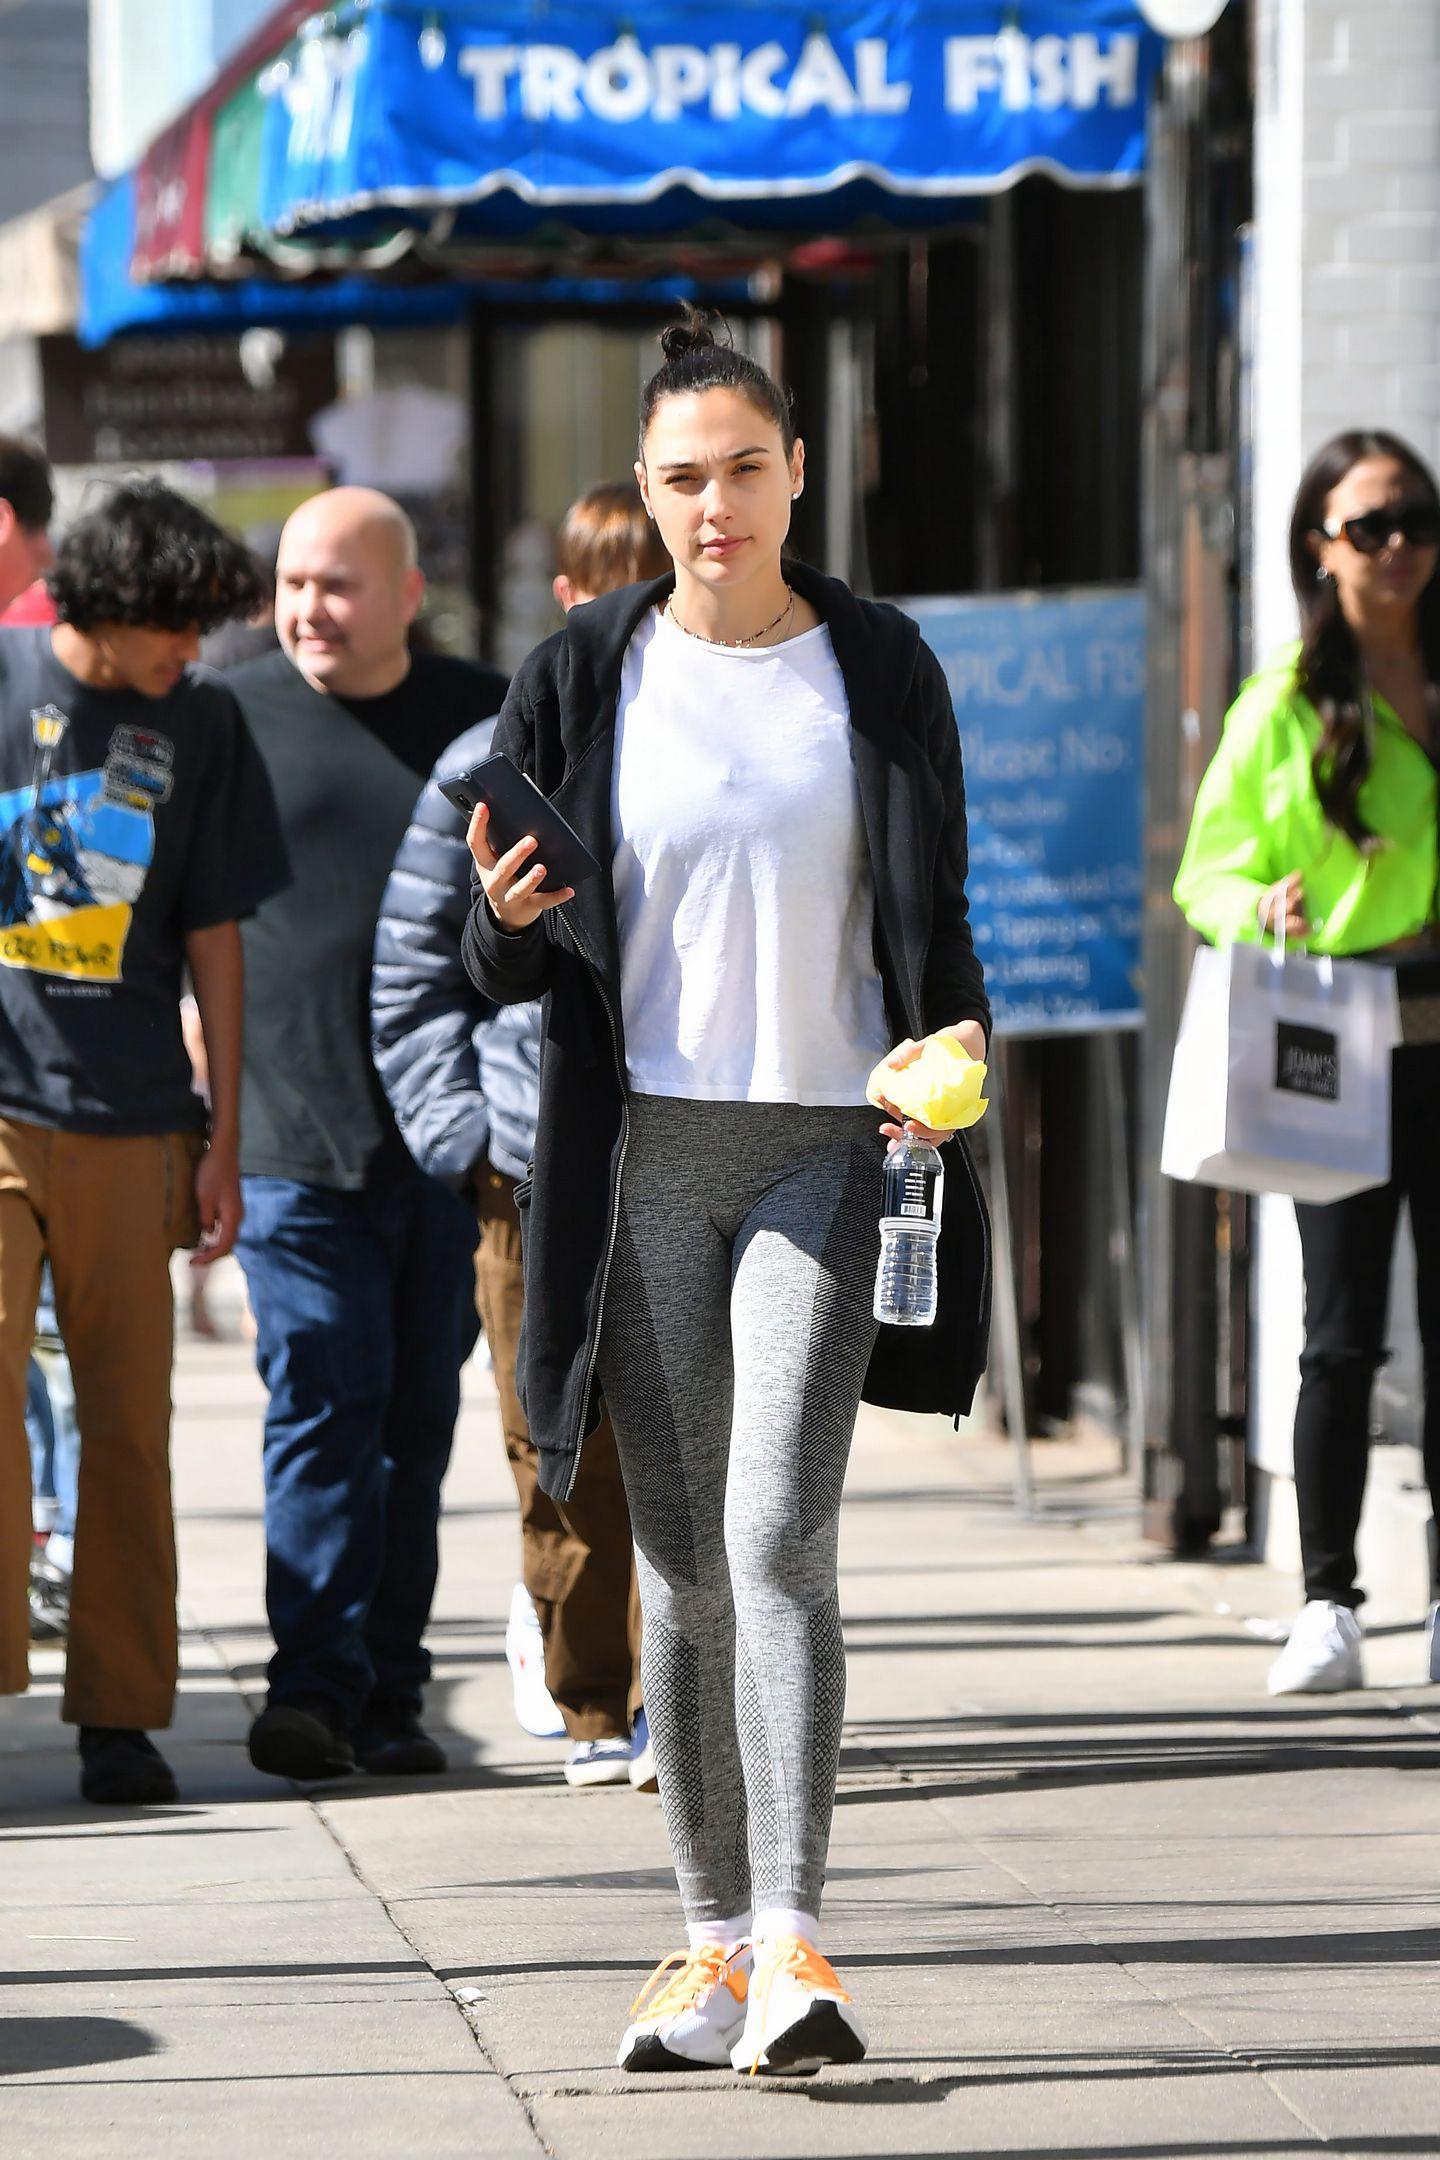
[753,1906,819,1946]
[687,1911,752,1952]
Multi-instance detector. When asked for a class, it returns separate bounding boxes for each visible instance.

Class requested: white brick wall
[1253,0,1440,657]
[1250,2,1431,1575]
[1292,0,1440,531]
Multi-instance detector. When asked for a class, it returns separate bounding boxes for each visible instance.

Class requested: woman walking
[463,312,991,2076]
[1175,427,1440,1694]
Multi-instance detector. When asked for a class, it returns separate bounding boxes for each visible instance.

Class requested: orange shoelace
[629,1942,749,2024]
[743,1936,851,2076]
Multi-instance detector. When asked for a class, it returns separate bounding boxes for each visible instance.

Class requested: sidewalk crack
[190,1614,555,2155]
[311,1797,558,2156]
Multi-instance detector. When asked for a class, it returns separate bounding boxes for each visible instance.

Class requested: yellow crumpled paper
[866,1034,990,1131]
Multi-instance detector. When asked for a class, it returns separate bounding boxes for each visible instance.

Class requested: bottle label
[882,1153,940,1228]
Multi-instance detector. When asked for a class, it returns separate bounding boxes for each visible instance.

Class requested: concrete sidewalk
[4,1289,1440,2160]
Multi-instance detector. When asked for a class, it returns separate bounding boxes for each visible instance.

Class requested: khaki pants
[474,1163,641,1743]
[0,1116,201,1726]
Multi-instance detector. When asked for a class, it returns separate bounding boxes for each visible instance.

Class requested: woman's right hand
[467,800,574,932]
[1258,871,1309,941]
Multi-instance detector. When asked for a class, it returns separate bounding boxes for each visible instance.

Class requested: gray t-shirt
[0,627,288,1134]
[230,648,507,1189]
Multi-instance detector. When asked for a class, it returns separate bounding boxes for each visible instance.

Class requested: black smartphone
[438,752,601,894]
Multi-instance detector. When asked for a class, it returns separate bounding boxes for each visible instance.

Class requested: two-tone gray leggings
[597,1093,882,1924]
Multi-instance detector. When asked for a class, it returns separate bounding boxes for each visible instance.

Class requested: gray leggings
[597,1093,882,1923]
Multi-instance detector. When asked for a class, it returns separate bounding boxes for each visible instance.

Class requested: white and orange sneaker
[731,1937,867,2077]
[617,1943,750,2071]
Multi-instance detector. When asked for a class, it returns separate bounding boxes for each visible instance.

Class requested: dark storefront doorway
[468,175,1147,1441]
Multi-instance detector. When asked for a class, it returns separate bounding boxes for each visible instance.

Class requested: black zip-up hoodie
[462,561,992,1500]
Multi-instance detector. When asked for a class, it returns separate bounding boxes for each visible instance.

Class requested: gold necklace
[666,586,795,649]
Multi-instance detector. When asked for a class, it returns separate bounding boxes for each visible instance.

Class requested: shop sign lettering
[457,33,1143,127]
[257,5,1162,232]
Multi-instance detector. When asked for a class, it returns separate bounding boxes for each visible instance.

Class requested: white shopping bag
[1161,941,1400,1203]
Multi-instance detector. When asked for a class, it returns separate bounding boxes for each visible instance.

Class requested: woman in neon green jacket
[1175,428,1440,1696]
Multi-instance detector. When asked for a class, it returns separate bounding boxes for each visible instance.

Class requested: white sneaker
[731,1937,867,2077]
[1424,1602,1440,1685]
[504,1584,566,1739]
[564,1737,633,1787]
[628,1707,658,1793]
[1267,1600,1365,1695]
[618,1944,750,2071]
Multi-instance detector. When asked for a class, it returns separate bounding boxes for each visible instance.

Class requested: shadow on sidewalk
[795,2040,1440,2090]
[835,1926,1440,1967]
[0,1813,280,1840]
[0,2015,159,2076]
[442,1923,1440,1982]
[847,1608,1187,1627]
[1,1957,422,1990]
[745,2140,1440,2158]
[846,1704,1424,1731]
[833,1704,1440,1802]
[175,1500,519,1525]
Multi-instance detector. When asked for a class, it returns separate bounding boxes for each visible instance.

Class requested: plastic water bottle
[873,1136,944,1327]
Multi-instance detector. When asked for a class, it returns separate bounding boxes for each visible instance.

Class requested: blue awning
[80,1,1164,344]
[79,174,458,344]
[78,172,746,347]
[257,0,1163,245]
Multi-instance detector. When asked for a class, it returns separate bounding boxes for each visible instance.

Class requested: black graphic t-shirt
[231,648,507,1189]
[0,627,289,1135]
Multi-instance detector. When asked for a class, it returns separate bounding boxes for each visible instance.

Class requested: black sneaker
[247,1695,356,1781]
[77,1728,179,1806]
[354,1701,447,1777]
[29,1560,70,1643]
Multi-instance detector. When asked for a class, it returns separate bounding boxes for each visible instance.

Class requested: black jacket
[462,562,992,1500]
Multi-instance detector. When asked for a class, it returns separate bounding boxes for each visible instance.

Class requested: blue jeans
[236,1163,479,1724]
[26,1268,79,1559]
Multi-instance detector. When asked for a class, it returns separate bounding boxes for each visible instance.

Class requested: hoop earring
[1316,565,1331,584]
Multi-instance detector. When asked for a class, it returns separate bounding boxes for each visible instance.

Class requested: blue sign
[899,590,1146,1035]
[256,2,1163,242]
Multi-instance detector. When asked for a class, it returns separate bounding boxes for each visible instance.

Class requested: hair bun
[639,306,793,455]
[658,305,721,364]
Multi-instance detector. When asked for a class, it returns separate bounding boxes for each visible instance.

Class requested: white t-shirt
[611,605,891,1104]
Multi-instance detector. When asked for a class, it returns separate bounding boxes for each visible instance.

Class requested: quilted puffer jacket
[371,715,540,1188]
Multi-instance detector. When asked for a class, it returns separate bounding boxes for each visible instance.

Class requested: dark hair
[1289,427,1440,848]
[639,305,795,458]
[49,478,265,635]
[556,481,669,592]
[0,433,53,532]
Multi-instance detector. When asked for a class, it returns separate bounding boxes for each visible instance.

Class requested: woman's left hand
[875,1021,988,1145]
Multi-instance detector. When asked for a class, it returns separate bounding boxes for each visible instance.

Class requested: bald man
[229,488,508,1783]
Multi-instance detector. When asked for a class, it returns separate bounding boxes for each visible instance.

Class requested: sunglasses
[1320,504,1440,554]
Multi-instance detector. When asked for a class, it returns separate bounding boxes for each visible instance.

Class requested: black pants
[1293,1042,1440,1608]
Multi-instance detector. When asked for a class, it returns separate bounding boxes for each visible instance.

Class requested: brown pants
[474,1163,641,1742]
[0,1116,201,1726]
